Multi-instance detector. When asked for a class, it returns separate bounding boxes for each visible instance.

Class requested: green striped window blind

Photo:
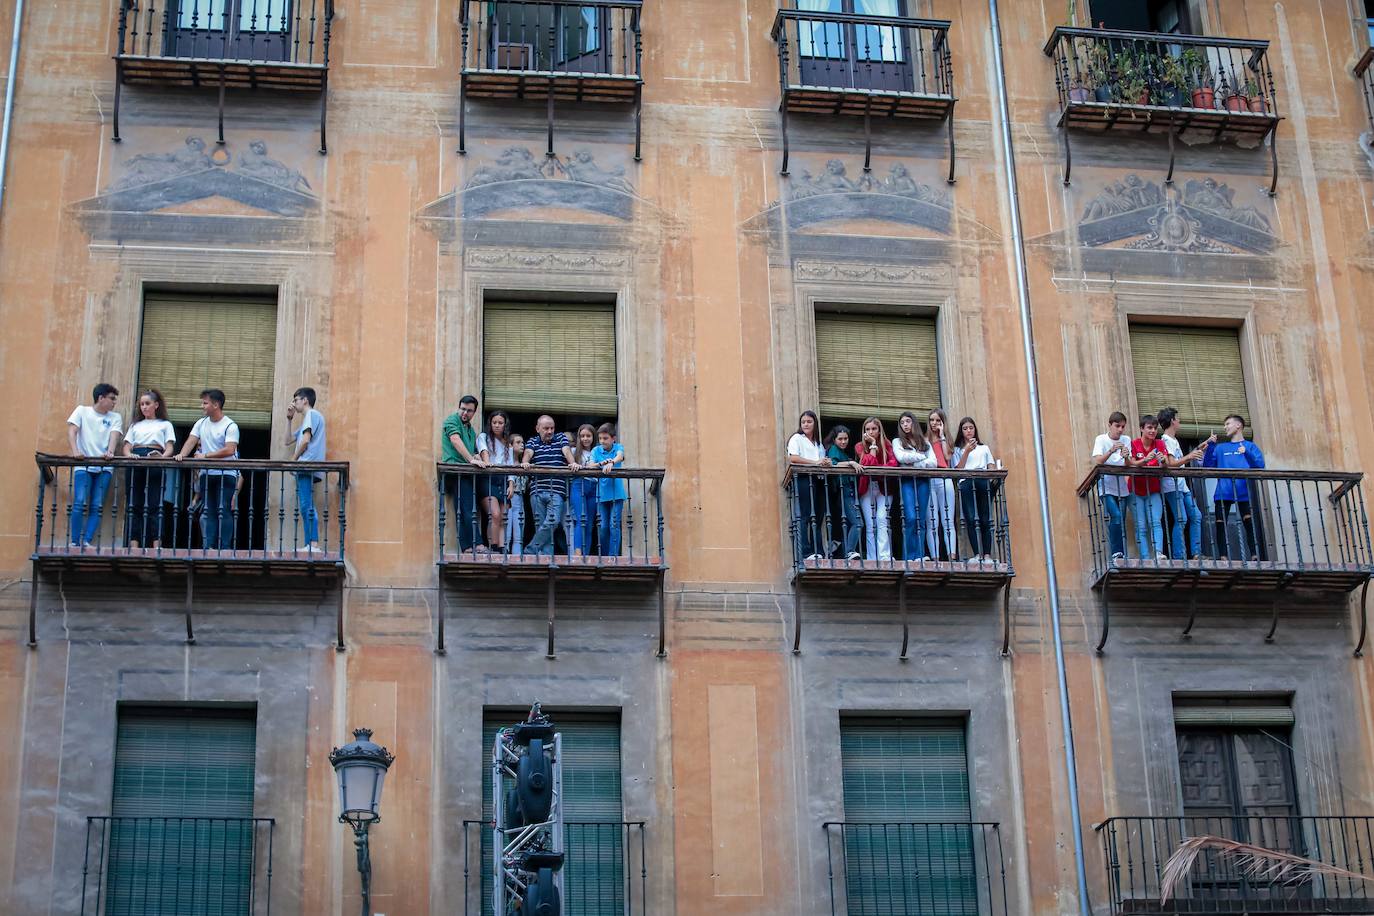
[483,303,618,415]
[107,706,257,915]
[481,711,624,915]
[839,717,977,915]
[1129,324,1251,440]
[815,312,940,422]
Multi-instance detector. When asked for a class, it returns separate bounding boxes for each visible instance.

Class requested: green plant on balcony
[1178,47,1215,108]
[1152,52,1192,107]
[1114,48,1150,105]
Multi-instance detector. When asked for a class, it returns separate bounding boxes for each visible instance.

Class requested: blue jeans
[447,473,477,550]
[1100,493,1126,558]
[200,474,236,550]
[296,472,320,546]
[570,478,598,554]
[830,487,862,557]
[900,477,931,560]
[1128,492,1165,558]
[528,489,567,556]
[69,469,113,545]
[598,499,624,556]
[958,479,995,557]
[792,474,820,561]
[1165,488,1202,559]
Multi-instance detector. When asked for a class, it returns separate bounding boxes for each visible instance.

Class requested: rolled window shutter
[1129,325,1250,440]
[815,313,939,422]
[483,303,618,415]
[138,295,278,429]
[1174,705,1294,728]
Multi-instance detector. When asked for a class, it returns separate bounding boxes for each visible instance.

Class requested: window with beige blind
[482,302,618,417]
[814,311,940,422]
[1128,324,1251,439]
[137,293,279,429]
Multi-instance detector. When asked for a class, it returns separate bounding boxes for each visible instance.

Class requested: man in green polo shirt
[441,394,487,551]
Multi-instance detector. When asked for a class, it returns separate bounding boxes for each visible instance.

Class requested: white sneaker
[1155,553,1168,561]
[846,551,861,561]
[805,553,824,561]
[1111,552,1125,562]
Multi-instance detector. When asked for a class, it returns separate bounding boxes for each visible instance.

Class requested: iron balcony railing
[461,819,648,915]
[1098,814,1374,914]
[1075,466,1373,585]
[1357,47,1374,145]
[117,0,333,66]
[771,9,953,100]
[459,0,643,80]
[822,821,1009,916]
[81,816,275,916]
[34,453,349,563]
[436,464,664,571]
[784,466,1012,576]
[1044,27,1278,118]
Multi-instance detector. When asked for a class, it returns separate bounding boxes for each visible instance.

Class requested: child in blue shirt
[1201,413,1266,560]
[590,423,628,556]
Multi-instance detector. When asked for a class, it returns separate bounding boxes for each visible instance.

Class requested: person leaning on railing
[121,388,175,550]
[441,394,486,553]
[1090,411,1132,563]
[66,383,123,548]
[925,409,958,560]
[893,411,935,562]
[1125,414,1169,561]
[786,410,830,562]
[478,409,515,553]
[1201,414,1266,562]
[823,425,863,561]
[1156,406,1207,562]
[174,388,240,551]
[522,415,575,558]
[285,386,327,554]
[856,417,898,562]
[952,416,997,563]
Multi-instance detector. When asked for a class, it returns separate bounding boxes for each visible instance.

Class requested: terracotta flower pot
[1068,86,1091,103]
[1191,87,1215,109]
[1224,94,1248,113]
[1248,95,1268,113]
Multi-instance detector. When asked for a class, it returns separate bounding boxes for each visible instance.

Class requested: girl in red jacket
[857,416,898,561]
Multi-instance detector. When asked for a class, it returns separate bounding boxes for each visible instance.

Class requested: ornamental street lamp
[330,727,395,916]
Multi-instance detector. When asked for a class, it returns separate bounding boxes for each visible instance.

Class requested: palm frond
[1160,835,1374,903]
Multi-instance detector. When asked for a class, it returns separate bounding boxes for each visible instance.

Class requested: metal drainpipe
[986,0,1093,913]
[0,0,25,222]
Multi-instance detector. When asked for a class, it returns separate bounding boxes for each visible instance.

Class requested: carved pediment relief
[1077,174,1276,255]
[748,157,953,236]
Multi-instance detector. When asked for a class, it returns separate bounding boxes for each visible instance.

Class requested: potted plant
[1223,85,1249,112]
[1153,52,1191,107]
[1179,48,1214,108]
[1084,39,1114,102]
[1116,50,1150,105]
[1242,78,1268,113]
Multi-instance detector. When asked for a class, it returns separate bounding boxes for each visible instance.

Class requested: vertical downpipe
[986,1,1092,912]
[0,0,24,221]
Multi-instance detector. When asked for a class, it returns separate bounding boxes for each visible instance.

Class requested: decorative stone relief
[751,157,954,235]
[1078,174,1276,254]
[464,248,630,273]
[793,261,951,286]
[420,146,638,224]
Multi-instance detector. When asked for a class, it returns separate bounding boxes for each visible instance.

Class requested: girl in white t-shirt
[953,416,998,562]
[121,389,176,549]
[786,410,830,561]
[477,410,514,551]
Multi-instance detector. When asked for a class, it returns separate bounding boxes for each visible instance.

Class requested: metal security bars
[1098,815,1374,914]
[1075,466,1374,652]
[113,0,335,149]
[771,9,955,177]
[822,821,1009,916]
[783,466,1013,655]
[1357,47,1374,146]
[1043,27,1280,191]
[434,464,666,656]
[30,453,349,646]
[458,0,644,158]
[81,816,275,916]
[461,819,648,915]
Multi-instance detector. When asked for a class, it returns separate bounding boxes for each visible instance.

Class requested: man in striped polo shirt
[522,414,576,556]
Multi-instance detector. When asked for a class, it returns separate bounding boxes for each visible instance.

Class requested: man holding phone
[1202,413,1266,561]
[1090,411,1131,562]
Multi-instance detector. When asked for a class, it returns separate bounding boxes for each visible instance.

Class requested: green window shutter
[482,712,624,915]
[483,303,618,415]
[839,717,975,915]
[815,313,939,422]
[107,707,257,916]
[1173,697,1294,728]
[138,294,279,429]
[1128,325,1250,440]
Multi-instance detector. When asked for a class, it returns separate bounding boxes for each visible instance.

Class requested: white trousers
[860,491,893,561]
[927,478,957,558]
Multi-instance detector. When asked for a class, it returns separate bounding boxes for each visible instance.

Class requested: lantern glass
[337,760,385,824]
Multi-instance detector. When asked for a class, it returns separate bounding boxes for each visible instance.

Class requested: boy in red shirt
[1127,414,1169,560]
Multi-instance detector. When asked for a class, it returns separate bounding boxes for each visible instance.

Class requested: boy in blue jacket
[1201,414,1265,560]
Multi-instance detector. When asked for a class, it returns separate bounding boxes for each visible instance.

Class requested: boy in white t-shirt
[66,383,123,547]
[1090,411,1131,562]
[175,388,240,550]
[285,386,327,552]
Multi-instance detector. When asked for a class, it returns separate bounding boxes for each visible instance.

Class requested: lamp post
[329,727,395,916]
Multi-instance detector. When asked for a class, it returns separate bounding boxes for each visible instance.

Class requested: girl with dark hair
[478,410,514,551]
[823,424,863,561]
[570,423,600,557]
[786,410,830,561]
[926,408,957,559]
[121,389,175,549]
[857,416,899,561]
[953,415,997,562]
[893,410,935,561]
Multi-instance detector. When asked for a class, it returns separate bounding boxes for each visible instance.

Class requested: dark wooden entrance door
[795,0,914,93]
[168,0,293,62]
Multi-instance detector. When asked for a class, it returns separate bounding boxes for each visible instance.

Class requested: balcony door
[1177,723,1301,904]
[488,2,611,74]
[168,0,293,61]
[796,0,914,92]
